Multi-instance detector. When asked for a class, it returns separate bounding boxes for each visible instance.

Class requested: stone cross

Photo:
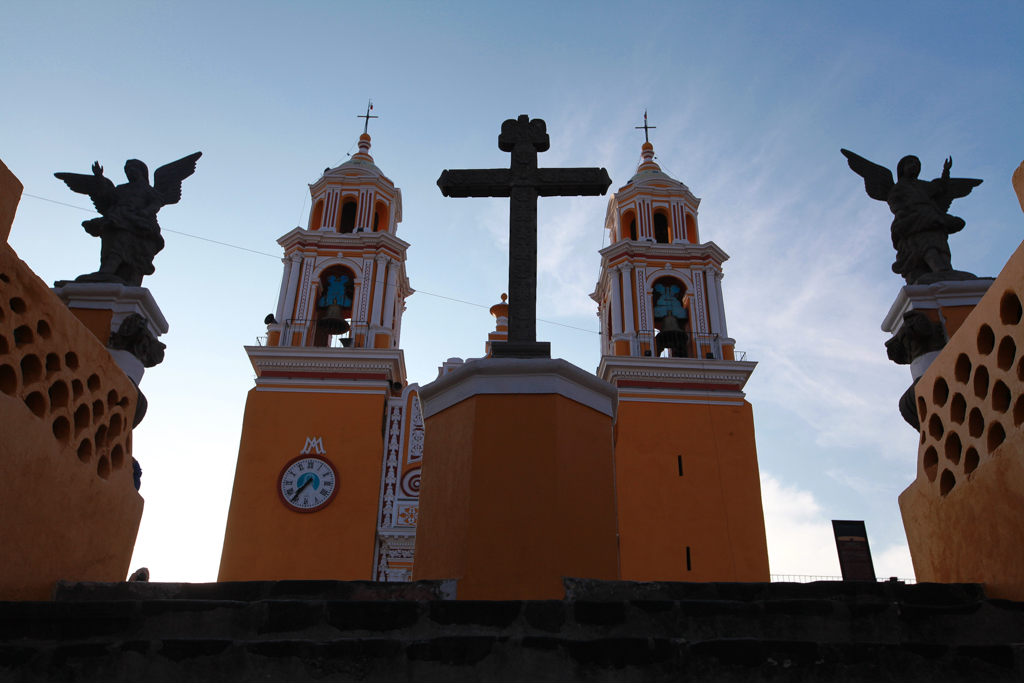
[437,115,612,358]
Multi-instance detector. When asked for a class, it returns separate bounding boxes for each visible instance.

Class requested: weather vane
[357,99,377,135]
[635,109,656,143]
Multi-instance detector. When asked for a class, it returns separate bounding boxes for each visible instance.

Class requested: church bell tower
[219,132,424,581]
[592,136,770,582]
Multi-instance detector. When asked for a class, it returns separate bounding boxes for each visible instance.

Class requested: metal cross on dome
[357,100,377,134]
[437,115,612,358]
[635,110,656,143]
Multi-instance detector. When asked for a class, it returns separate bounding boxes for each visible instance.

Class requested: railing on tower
[632,331,744,361]
[280,319,373,349]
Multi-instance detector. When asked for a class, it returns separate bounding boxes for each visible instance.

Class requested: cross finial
[635,109,656,143]
[357,100,378,135]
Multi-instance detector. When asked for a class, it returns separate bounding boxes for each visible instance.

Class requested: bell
[318,304,351,336]
[655,314,689,358]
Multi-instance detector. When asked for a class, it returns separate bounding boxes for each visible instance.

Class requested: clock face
[278,456,337,512]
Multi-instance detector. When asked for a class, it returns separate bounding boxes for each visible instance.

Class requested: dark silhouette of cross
[437,115,612,358]
[357,100,377,134]
[635,110,656,143]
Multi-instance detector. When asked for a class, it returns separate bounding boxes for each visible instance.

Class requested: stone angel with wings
[841,149,982,285]
[55,152,202,287]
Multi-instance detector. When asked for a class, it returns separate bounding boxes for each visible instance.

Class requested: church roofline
[276,227,411,254]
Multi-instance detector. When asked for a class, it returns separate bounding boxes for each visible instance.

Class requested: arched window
[339,200,357,233]
[311,265,356,347]
[374,201,388,232]
[653,212,670,244]
[651,276,690,358]
[685,213,697,243]
[621,210,637,242]
[309,199,324,231]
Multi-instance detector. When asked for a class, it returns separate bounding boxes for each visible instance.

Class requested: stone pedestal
[411,358,619,600]
[882,279,993,382]
[52,282,167,385]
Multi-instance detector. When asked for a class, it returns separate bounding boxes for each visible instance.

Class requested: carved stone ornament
[109,313,166,368]
[884,310,947,366]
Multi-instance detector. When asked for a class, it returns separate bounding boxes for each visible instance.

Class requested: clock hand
[290,478,315,502]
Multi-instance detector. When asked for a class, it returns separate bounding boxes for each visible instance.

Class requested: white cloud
[761,471,842,578]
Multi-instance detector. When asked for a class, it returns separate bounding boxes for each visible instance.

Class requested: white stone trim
[597,355,757,390]
[621,265,635,334]
[52,282,169,337]
[419,358,618,419]
[245,345,407,385]
[882,279,995,334]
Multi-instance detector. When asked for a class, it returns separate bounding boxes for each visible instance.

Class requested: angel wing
[841,149,895,202]
[935,177,983,213]
[54,164,117,214]
[153,152,202,205]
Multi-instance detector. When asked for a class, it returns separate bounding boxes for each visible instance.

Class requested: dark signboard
[832,520,876,581]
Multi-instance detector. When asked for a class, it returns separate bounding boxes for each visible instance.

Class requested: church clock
[278,456,337,513]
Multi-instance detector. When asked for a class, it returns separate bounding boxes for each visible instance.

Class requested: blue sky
[3,1,1022,581]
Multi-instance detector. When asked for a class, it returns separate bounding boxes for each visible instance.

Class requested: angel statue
[841,149,982,285]
[55,152,202,287]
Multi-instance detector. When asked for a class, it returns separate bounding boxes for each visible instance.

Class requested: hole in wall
[87,374,100,392]
[48,380,68,410]
[977,324,995,355]
[940,469,956,496]
[97,456,110,480]
[0,364,16,395]
[928,414,944,440]
[13,326,33,348]
[974,365,990,399]
[45,353,60,378]
[74,404,90,435]
[954,354,972,384]
[1001,290,1023,325]
[52,416,70,443]
[992,380,1011,413]
[1015,396,1024,427]
[111,444,124,469]
[0,334,7,353]
[964,447,979,475]
[968,408,985,438]
[95,424,107,448]
[917,396,927,423]
[93,400,105,420]
[108,414,122,439]
[950,394,967,424]
[36,320,51,340]
[923,446,938,482]
[126,432,132,456]
[24,392,45,417]
[945,432,962,465]
[998,337,1016,371]
[20,354,42,385]
[932,377,949,407]
[107,390,119,408]
[64,352,78,370]
[988,422,1006,454]
[0,273,9,283]
[71,379,83,400]
[78,439,93,463]
[8,297,26,314]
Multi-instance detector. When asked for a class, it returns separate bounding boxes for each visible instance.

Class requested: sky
[2,1,1022,583]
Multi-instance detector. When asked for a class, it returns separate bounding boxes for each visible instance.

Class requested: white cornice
[276,228,411,255]
[881,279,995,334]
[597,355,756,390]
[597,239,730,265]
[244,346,406,384]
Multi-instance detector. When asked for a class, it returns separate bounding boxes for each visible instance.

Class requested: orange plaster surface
[614,398,769,582]
[0,158,22,245]
[218,387,387,581]
[413,394,619,600]
[0,243,142,600]
[900,238,1024,599]
[939,305,976,339]
[69,308,113,344]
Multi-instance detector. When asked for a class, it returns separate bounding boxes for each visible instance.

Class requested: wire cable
[22,192,600,335]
